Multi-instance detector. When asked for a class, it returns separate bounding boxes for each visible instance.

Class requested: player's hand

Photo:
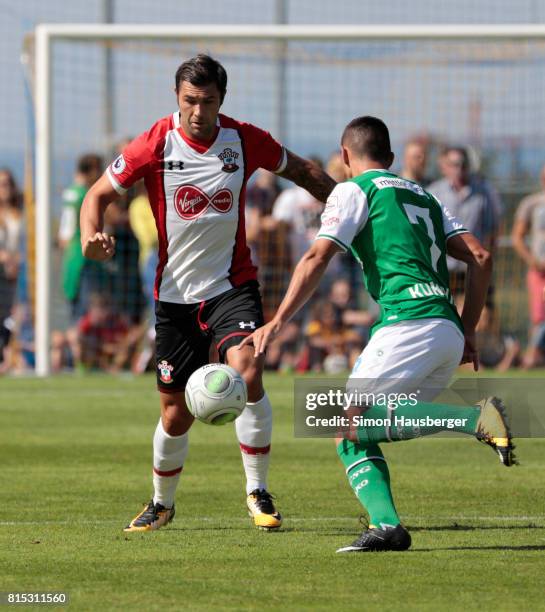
[237,319,283,357]
[337,406,362,442]
[82,232,116,261]
[461,331,479,371]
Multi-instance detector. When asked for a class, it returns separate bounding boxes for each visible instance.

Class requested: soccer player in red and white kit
[81,55,336,531]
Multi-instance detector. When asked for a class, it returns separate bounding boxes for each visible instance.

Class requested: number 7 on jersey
[402,203,441,272]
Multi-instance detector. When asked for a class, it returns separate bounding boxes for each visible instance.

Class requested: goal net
[23,25,545,374]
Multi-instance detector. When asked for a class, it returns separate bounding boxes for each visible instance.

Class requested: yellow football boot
[475,397,517,467]
[124,500,175,532]
[247,489,282,530]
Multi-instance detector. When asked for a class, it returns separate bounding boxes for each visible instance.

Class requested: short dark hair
[341,116,392,163]
[444,146,470,170]
[77,154,103,176]
[175,54,227,102]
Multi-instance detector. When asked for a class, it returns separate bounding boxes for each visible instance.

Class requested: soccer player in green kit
[239,116,516,552]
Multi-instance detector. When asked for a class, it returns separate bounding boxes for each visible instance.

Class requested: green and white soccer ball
[185,364,247,425]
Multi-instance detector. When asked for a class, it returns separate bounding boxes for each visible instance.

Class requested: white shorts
[348,318,465,401]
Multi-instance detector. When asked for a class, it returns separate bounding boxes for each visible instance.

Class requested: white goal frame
[34,23,545,376]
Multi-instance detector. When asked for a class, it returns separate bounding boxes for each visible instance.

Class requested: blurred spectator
[50,329,73,372]
[326,151,346,183]
[58,154,107,321]
[0,168,23,214]
[401,139,432,187]
[104,141,146,325]
[8,243,35,373]
[246,168,281,247]
[74,293,130,372]
[326,152,363,288]
[329,278,376,351]
[0,168,23,211]
[475,304,520,371]
[129,181,158,304]
[247,168,281,214]
[298,291,369,373]
[104,201,144,316]
[302,300,344,372]
[272,156,325,265]
[104,199,146,320]
[512,163,545,367]
[0,169,23,368]
[243,169,289,320]
[128,182,158,373]
[263,320,301,373]
[428,146,502,304]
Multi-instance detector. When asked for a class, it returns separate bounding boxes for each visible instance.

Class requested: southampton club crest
[218,147,239,173]
[158,360,174,384]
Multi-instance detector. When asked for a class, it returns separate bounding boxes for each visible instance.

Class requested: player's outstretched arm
[277,150,337,202]
[239,238,342,356]
[80,173,119,261]
[447,232,492,370]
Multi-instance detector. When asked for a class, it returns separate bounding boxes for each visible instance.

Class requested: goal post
[33,23,545,376]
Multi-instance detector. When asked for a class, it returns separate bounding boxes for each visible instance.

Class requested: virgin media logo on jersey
[174,185,233,220]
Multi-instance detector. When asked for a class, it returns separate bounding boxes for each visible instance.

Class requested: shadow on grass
[278,526,361,535]
[165,526,253,532]
[155,523,544,536]
[413,545,545,552]
[407,523,545,532]
[149,526,356,536]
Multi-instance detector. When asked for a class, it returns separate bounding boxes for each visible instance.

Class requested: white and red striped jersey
[106,112,287,304]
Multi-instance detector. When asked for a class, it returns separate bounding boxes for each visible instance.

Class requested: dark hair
[77,154,103,176]
[175,54,227,102]
[341,116,392,163]
[444,146,470,170]
[0,168,23,210]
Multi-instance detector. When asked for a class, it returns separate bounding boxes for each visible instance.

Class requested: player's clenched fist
[82,232,116,261]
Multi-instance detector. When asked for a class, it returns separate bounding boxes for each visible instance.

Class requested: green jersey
[60,183,87,301]
[316,169,467,336]
[60,183,106,301]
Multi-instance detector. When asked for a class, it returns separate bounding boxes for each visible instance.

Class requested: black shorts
[155,281,264,392]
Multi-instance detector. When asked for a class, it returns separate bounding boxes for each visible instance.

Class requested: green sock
[356,400,480,444]
[337,439,400,529]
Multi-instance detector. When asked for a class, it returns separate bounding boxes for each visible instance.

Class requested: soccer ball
[185,364,247,425]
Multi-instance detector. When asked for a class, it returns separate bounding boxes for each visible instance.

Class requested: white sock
[152,419,189,508]
[235,393,273,495]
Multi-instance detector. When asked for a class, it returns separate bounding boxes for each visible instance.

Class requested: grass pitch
[1,373,545,611]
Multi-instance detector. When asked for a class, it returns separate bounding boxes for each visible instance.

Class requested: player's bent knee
[159,391,194,436]
[162,408,194,436]
[225,348,264,400]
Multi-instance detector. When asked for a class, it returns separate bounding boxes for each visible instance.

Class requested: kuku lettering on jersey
[408,281,453,303]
